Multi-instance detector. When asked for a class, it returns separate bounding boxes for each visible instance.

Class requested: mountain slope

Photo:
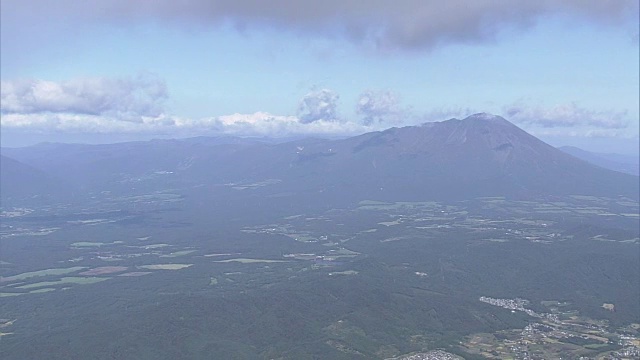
[0,155,70,204]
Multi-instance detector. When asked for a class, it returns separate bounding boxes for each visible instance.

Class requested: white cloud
[356,90,407,125]
[504,102,630,129]
[1,113,176,133]
[355,91,480,126]
[214,112,369,136]
[1,74,168,120]
[419,107,477,123]
[0,110,372,138]
[297,88,340,123]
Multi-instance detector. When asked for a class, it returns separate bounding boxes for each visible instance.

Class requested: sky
[1,0,639,154]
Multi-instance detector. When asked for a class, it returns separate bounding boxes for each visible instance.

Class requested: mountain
[213,113,638,202]
[559,146,639,176]
[2,114,638,206]
[0,155,70,204]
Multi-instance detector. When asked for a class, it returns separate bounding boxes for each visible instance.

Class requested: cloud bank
[0,78,368,137]
[0,111,371,138]
[1,75,168,121]
[2,76,635,141]
[2,0,637,52]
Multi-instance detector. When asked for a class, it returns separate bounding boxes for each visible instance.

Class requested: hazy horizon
[2,120,639,157]
[1,1,639,154]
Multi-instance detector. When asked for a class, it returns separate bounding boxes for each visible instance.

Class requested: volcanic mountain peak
[449,113,521,133]
[435,114,542,154]
[371,113,532,155]
[460,112,508,122]
[419,112,509,127]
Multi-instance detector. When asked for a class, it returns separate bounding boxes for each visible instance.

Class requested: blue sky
[1,0,638,154]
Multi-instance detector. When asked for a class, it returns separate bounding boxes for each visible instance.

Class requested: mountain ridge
[1,114,638,205]
[559,146,639,176]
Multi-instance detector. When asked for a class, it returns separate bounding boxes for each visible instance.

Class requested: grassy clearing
[213,258,287,264]
[378,220,402,226]
[285,234,316,242]
[118,272,152,277]
[1,267,86,283]
[138,264,192,270]
[16,277,109,289]
[141,244,170,249]
[160,250,195,258]
[0,293,24,297]
[570,195,601,201]
[329,270,359,276]
[70,242,105,247]
[330,248,359,256]
[79,266,128,275]
[621,213,639,217]
[29,288,56,294]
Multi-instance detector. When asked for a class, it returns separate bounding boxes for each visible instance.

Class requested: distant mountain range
[558,146,639,176]
[2,113,638,205]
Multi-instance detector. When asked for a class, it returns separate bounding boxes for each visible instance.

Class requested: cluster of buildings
[388,349,461,360]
